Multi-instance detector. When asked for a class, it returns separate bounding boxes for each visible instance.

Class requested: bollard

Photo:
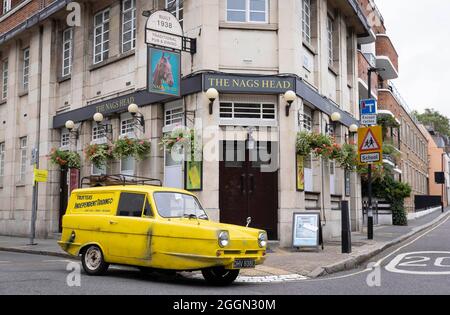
[341,200,352,254]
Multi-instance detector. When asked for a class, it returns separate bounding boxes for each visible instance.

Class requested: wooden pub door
[219,141,279,240]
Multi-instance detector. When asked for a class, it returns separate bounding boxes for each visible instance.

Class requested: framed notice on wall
[292,213,322,249]
[296,155,305,191]
[185,160,203,191]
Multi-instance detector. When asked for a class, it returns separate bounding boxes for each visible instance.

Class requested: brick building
[357,0,428,213]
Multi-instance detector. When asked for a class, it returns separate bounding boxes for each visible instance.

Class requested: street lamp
[206,88,219,115]
[284,90,296,117]
[93,112,113,139]
[128,103,146,133]
[346,124,359,143]
[325,112,342,134]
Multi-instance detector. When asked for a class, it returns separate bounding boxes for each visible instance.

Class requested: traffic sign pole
[367,70,374,240]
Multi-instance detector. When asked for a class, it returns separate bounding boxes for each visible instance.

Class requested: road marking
[42,259,72,263]
[373,216,450,268]
[185,273,309,283]
[306,215,450,282]
[385,251,450,275]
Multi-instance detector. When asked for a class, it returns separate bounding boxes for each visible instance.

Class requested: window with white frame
[19,137,27,181]
[23,48,30,91]
[0,142,4,185]
[2,0,11,14]
[327,16,334,67]
[1,59,7,100]
[92,164,107,176]
[226,0,268,23]
[304,154,313,192]
[302,0,311,44]
[122,0,136,53]
[219,102,276,126]
[121,113,135,137]
[93,9,110,64]
[165,106,184,127]
[302,106,313,132]
[166,0,183,27]
[62,28,73,77]
[61,130,70,149]
[121,156,135,176]
[92,125,107,143]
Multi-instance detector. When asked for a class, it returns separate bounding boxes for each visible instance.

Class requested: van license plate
[233,259,256,269]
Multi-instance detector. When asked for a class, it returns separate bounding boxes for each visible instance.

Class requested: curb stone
[310,211,450,278]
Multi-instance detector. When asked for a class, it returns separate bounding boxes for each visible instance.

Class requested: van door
[107,192,154,260]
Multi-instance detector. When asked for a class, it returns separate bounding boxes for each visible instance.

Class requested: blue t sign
[360,99,377,115]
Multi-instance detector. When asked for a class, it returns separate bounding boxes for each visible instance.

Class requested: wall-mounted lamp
[93,112,113,138]
[346,124,359,143]
[206,88,219,115]
[128,103,146,133]
[284,90,296,117]
[65,120,79,138]
[325,112,342,134]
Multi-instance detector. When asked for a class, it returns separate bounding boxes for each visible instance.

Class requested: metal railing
[378,81,420,124]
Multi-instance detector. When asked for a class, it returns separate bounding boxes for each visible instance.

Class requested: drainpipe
[29,25,44,245]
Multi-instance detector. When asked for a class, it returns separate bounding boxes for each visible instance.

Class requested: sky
[376,0,450,118]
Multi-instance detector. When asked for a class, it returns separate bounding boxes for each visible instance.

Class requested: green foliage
[296,131,313,156]
[85,144,114,169]
[296,132,335,160]
[383,143,401,165]
[48,149,81,169]
[113,137,151,161]
[378,115,400,139]
[413,108,450,137]
[337,144,358,171]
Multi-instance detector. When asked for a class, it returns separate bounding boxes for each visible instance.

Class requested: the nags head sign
[204,74,296,94]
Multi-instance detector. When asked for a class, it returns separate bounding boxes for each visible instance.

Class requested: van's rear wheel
[81,245,109,276]
[201,267,240,286]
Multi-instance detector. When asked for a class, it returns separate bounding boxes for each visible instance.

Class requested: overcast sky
[376,0,450,118]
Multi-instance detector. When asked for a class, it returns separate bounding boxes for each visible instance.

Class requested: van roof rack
[81,175,163,188]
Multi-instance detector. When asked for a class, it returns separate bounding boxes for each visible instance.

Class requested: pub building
[0,0,370,247]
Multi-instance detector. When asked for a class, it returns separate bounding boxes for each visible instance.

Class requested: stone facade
[0,0,371,246]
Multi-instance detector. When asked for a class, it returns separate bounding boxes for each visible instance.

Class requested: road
[1,216,450,295]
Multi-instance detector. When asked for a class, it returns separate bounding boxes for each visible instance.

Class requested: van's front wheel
[201,267,240,286]
[81,245,109,276]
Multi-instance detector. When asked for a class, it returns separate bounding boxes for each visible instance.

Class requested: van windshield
[153,192,208,219]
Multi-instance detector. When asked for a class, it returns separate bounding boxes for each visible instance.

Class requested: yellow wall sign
[34,169,49,183]
[358,126,383,164]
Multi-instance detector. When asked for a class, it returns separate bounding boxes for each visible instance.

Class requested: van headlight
[218,231,230,248]
[258,232,268,248]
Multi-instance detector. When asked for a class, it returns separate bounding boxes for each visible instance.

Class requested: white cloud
[376,0,450,117]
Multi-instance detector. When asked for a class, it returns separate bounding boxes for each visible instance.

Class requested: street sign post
[358,126,383,165]
[360,99,378,126]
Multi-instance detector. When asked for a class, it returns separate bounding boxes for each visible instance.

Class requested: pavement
[0,208,449,282]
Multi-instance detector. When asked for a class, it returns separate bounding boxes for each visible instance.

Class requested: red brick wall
[0,0,57,35]
[376,35,399,72]
[358,51,378,97]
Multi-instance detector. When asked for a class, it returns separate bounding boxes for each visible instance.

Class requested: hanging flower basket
[337,144,358,171]
[48,149,81,170]
[161,128,193,152]
[85,144,114,169]
[113,137,151,161]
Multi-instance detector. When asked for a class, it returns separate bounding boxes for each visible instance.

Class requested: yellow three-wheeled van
[59,175,267,285]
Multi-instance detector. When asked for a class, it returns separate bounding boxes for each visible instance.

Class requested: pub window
[92,164,107,176]
[93,8,110,64]
[2,0,11,14]
[122,0,136,53]
[121,156,135,176]
[61,130,70,149]
[62,28,73,77]
[302,0,311,44]
[219,102,276,120]
[92,125,107,143]
[19,137,27,182]
[1,59,8,100]
[0,142,5,186]
[327,16,334,67]
[304,154,314,192]
[117,192,146,217]
[165,106,184,127]
[121,113,136,137]
[302,106,313,132]
[22,48,30,91]
[166,0,183,27]
[226,0,268,23]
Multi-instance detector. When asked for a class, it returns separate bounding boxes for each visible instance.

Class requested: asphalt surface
[1,216,450,295]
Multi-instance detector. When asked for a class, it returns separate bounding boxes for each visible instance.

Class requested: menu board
[293,213,321,248]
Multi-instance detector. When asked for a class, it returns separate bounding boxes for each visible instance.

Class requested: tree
[413,108,450,137]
